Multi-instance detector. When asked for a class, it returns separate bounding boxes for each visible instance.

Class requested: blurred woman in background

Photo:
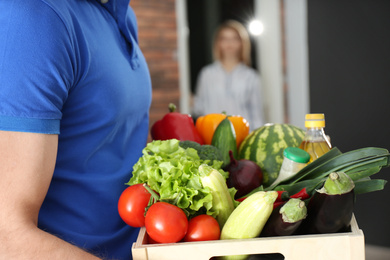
[192,20,265,130]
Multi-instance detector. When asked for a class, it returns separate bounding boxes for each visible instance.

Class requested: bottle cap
[284,147,310,164]
[305,113,325,128]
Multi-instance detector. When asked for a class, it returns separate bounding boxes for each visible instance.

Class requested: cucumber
[211,117,237,167]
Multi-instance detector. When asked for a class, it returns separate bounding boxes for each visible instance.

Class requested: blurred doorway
[177,1,309,125]
[186,0,257,94]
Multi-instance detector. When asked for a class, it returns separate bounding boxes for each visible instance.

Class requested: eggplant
[299,171,355,234]
[260,198,307,237]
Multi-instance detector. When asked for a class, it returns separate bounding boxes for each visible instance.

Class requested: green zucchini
[220,191,278,260]
[211,117,237,167]
[221,191,277,239]
[199,164,235,228]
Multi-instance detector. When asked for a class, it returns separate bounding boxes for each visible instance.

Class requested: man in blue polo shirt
[0,0,151,259]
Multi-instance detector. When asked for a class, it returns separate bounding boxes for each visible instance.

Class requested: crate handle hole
[210,253,285,260]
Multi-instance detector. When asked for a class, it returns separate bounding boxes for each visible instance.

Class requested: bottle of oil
[299,113,332,163]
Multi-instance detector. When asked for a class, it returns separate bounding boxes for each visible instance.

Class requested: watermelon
[238,123,305,187]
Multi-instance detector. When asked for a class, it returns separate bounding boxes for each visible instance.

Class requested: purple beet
[225,150,263,199]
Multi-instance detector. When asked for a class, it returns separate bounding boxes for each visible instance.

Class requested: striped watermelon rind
[238,123,305,187]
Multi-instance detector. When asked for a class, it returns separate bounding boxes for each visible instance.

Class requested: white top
[192,61,265,130]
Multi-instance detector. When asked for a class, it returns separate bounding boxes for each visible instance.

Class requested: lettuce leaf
[127,139,227,217]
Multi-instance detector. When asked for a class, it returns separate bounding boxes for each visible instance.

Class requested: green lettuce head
[127,139,227,217]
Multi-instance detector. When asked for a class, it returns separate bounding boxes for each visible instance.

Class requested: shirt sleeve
[0,1,75,134]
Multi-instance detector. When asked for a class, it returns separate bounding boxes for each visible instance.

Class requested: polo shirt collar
[98,0,126,25]
[98,0,140,69]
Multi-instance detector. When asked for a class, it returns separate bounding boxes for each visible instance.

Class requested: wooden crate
[131,215,364,260]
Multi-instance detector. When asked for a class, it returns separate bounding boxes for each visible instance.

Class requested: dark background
[187,0,390,247]
[308,0,390,247]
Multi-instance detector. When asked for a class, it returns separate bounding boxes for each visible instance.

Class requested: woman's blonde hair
[212,20,252,66]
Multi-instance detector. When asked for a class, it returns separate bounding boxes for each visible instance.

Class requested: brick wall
[130,0,180,139]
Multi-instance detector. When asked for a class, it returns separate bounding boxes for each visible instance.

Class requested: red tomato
[184,214,220,242]
[145,202,188,243]
[118,184,151,227]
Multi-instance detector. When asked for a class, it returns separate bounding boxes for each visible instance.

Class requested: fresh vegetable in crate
[238,123,305,186]
[220,191,278,260]
[179,140,224,162]
[145,201,189,243]
[221,191,278,240]
[127,139,236,228]
[118,184,151,228]
[268,147,389,196]
[225,150,263,199]
[199,164,235,228]
[299,172,355,234]
[266,146,390,235]
[151,103,204,144]
[184,214,221,242]
[211,117,238,167]
[195,113,250,148]
[261,198,307,237]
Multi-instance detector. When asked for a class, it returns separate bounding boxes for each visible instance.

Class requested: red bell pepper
[151,103,204,144]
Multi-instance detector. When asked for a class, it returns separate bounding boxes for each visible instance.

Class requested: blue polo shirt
[0,0,151,259]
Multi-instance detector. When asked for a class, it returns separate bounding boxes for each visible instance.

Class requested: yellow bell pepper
[195,113,250,148]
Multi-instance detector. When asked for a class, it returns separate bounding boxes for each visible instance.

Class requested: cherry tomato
[118,184,151,227]
[184,214,220,242]
[145,202,188,243]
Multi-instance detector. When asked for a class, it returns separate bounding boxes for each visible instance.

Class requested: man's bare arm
[0,131,101,259]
